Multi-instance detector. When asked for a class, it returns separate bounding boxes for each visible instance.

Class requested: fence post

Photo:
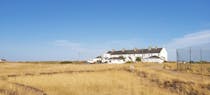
[176,49,179,71]
[189,47,192,70]
[200,48,204,80]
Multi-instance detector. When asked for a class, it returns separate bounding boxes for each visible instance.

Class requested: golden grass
[0,63,127,77]
[8,71,176,95]
[0,62,210,95]
[163,63,210,75]
[0,80,38,95]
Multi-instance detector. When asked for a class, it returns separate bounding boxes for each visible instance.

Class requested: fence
[176,47,210,75]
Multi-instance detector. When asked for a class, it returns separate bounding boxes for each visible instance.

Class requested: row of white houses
[88,48,168,64]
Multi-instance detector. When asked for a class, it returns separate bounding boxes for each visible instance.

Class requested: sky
[0,0,210,61]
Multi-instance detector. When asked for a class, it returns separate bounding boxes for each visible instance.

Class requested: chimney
[134,48,138,52]
[148,46,152,51]
[122,48,125,52]
[112,49,115,52]
[155,46,158,49]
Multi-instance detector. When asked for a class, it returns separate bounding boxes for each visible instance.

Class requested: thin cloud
[167,30,210,48]
[107,39,141,49]
[54,40,85,52]
[54,40,81,47]
[53,40,104,60]
[166,30,210,61]
[52,39,144,60]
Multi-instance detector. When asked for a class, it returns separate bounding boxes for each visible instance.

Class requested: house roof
[148,56,161,59]
[144,56,164,60]
[96,56,102,58]
[110,57,124,60]
[107,48,163,55]
[0,59,6,61]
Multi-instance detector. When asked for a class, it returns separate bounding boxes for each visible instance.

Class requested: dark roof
[96,56,102,58]
[0,59,6,61]
[110,57,124,60]
[144,56,164,60]
[148,56,161,59]
[107,48,163,55]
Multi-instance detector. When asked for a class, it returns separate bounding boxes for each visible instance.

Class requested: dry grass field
[0,62,210,95]
[163,63,210,75]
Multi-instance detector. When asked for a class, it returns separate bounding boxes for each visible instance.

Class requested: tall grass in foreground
[0,62,210,95]
[8,71,176,95]
[163,63,210,75]
[0,80,38,95]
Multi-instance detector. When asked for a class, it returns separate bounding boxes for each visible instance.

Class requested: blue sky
[0,0,210,61]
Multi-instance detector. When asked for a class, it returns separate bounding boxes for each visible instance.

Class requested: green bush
[136,57,141,62]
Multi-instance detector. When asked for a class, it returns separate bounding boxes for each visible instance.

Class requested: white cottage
[88,48,168,64]
[87,56,102,63]
[0,59,6,62]
[108,57,125,64]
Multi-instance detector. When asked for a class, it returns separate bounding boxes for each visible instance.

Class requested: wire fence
[176,47,210,75]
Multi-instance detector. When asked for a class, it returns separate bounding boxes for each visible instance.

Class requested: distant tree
[136,57,141,62]
[126,61,133,64]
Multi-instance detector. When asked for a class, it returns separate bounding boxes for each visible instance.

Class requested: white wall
[160,48,168,61]
[98,48,168,64]
[87,58,101,63]
[109,53,161,62]
[142,58,164,63]
[109,59,125,64]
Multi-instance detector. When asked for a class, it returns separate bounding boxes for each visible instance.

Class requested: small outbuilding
[87,56,102,63]
[0,59,7,63]
[142,56,164,63]
[109,57,125,64]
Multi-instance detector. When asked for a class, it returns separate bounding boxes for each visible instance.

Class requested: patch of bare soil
[135,70,209,95]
